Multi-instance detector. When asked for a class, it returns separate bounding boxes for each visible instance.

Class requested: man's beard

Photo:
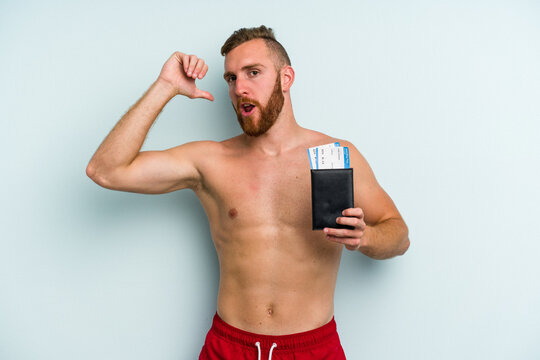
[234,75,285,137]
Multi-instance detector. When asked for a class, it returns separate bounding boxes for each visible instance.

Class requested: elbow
[86,162,96,180]
[398,224,410,256]
[86,162,114,189]
[399,236,410,256]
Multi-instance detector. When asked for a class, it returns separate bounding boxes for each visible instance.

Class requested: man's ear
[280,65,295,92]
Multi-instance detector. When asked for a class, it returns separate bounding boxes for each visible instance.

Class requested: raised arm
[323,142,410,259]
[86,52,214,194]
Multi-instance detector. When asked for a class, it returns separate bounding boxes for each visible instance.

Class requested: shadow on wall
[80,187,212,241]
[337,239,399,291]
[78,182,220,299]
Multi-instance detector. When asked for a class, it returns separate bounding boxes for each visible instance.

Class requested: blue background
[1,0,539,359]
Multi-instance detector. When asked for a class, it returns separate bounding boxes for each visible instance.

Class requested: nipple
[228,208,238,219]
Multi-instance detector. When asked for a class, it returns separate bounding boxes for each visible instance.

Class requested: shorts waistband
[210,312,338,351]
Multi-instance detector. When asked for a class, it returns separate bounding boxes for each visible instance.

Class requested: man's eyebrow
[242,63,265,71]
[223,63,266,79]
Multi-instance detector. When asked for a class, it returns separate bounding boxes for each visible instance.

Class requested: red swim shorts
[199,312,346,359]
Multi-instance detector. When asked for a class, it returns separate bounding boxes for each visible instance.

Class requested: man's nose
[234,78,249,97]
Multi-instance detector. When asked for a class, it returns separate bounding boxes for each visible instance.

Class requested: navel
[228,208,238,219]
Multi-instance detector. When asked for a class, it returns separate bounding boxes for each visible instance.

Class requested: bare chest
[200,152,313,228]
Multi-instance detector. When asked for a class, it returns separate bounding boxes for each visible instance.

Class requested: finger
[342,208,364,219]
[192,58,206,79]
[199,64,209,79]
[181,53,191,74]
[336,216,366,230]
[326,235,361,249]
[324,227,356,238]
[182,54,197,76]
[173,51,184,64]
[193,88,214,101]
[345,242,362,251]
[186,55,200,77]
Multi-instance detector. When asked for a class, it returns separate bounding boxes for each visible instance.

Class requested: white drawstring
[268,343,278,359]
[254,341,278,360]
[255,342,261,360]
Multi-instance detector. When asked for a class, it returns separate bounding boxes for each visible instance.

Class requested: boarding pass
[307,142,350,169]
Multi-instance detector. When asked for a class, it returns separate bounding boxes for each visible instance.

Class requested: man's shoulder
[168,136,249,159]
[219,134,245,147]
[302,129,357,150]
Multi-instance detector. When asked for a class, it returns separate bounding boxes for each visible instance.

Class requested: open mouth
[240,103,256,116]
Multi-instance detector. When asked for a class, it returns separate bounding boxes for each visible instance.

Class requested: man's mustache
[236,97,263,112]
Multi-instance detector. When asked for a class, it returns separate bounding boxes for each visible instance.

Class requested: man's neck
[241,104,303,156]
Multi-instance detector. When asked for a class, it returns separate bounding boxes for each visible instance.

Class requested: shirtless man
[86,26,409,359]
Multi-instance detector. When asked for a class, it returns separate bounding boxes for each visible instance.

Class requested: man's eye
[249,70,259,76]
[227,76,236,83]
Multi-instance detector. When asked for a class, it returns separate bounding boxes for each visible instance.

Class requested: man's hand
[324,208,367,251]
[157,51,214,101]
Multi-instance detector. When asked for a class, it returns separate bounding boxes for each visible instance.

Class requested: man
[86,26,409,359]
